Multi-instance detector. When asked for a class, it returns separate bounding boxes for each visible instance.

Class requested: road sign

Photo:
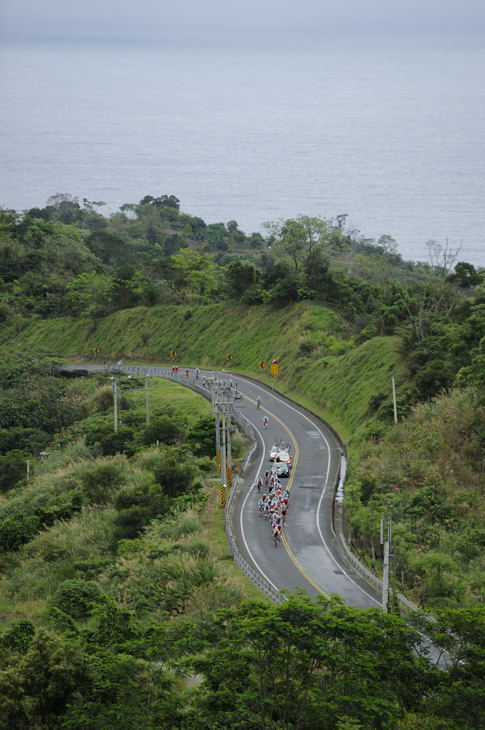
[259,361,265,369]
[227,353,233,361]
[93,347,101,355]
[171,350,177,357]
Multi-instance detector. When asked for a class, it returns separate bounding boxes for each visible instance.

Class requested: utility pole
[215,410,221,461]
[221,412,227,488]
[112,377,118,432]
[381,516,392,611]
[226,412,232,486]
[391,377,398,424]
[26,459,30,481]
[211,378,235,508]
[144,374,150,424]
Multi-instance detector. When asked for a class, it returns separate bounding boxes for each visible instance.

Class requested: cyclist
[263,415,269,429]
[256,396,261,409]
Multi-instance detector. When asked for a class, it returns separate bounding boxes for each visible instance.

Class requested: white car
[269,441,293,467]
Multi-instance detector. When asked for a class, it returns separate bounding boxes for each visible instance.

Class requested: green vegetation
[0,195,484,727]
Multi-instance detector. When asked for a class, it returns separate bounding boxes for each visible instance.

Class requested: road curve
[224,373,382,609]
[72,362,382,609]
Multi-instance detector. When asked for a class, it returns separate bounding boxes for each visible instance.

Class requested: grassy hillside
[7,303,482,609]
[0,375,262,628]
[346,386,484,608]
[7,302,405,442]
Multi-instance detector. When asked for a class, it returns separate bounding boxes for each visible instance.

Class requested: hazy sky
[2,0,485,41]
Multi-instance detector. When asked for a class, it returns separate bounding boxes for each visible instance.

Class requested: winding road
[219,372,382,608]
[74,363,382,609]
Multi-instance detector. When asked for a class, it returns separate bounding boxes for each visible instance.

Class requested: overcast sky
[2,0,485,41]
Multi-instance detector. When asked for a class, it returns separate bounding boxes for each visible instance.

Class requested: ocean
[1,34,484,266]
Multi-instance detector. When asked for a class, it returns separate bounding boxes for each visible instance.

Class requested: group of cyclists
[256,468,290,547]
[171,366,201,378]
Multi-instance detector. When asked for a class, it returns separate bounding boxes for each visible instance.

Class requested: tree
[0,630,90,730]
[422,606,485,728]
[186,596,429,730]
[303,248,333,298]
[425,239,461,278]
[204,223,229,251]
[60,651,180,730]
[264,216,332,271]
[225,261,260,299]
[66,272,114,317]
[186,416,216,456]
[248,232,265,248]
[139,194,180,211]
[447,262,482,288]
[86,230,130,266]
[170,249,224,298]
[409,551,460,607]
[413,359,454,400]
[377,234,399,255]
[53,579,103,619]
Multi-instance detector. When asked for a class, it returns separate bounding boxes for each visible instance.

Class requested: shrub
[79,460,125,503]
[186,416,215,457]
[72,558,113,579]
[52,578,103,618]
[136,416,184,447]
[85,424,136,456]
[91,386,114,412]
[1,620,35,653]
[298,340,316,356]
[0,506,41,551]
[0,427,48,456]
[113,506,153,540]
[151,453,196,498]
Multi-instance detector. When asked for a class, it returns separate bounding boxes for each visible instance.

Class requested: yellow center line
[246,394,330,599]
